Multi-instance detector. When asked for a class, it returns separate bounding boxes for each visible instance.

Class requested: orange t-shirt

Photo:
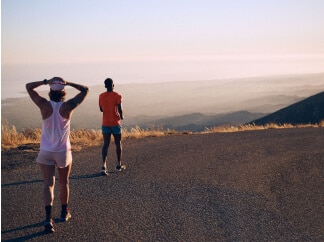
[99,91,122,126]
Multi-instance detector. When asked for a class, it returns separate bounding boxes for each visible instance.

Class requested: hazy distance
[2,73,324,131]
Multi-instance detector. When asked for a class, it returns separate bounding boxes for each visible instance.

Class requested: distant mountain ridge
[141,111,265,132]
[2,74,324,131]
[250,91,324,125]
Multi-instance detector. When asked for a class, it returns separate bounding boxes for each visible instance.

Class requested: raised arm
[63,81,89,112]
[26,80,48,108]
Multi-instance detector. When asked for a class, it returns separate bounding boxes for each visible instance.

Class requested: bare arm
[26,80,48,107]
[117,103,124,120]
[26,80,51,119]
[61,82,89,118]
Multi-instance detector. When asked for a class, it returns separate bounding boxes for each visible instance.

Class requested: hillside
[250,91,324,125]
[141,111,265,132]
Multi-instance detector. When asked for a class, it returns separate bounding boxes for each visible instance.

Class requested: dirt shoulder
[2,127,324,241]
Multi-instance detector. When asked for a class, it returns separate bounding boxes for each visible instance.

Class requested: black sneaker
[44,219,55,233]
[116,164,126,171]
[100,167,108,176]
[60,209,72,222]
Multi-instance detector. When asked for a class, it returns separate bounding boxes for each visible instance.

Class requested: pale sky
[2,0,324,98]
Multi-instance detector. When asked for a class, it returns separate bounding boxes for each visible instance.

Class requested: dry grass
[203,121,324,133]
[1,121,323,150]
[0,123,180,150]
[123,126,180,138]
[1,122,42,149]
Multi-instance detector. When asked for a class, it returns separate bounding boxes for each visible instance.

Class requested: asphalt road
[2,127,324,241]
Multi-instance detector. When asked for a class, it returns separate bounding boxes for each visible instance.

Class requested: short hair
[49,89,66,102]
[104,78,114,91]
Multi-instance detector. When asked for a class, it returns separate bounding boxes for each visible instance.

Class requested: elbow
[25,83,32,92]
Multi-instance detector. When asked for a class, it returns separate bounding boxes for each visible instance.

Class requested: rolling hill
[250,91,324,125]
[140,111,265,132]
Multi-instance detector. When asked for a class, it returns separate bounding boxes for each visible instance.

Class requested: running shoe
[100,167,108,176]
[60,209,72,222]
[116,164,126,171]
[44,219,55,233]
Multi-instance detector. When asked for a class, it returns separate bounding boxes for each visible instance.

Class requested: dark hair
[104,78,114,91]
[49,90,66,102]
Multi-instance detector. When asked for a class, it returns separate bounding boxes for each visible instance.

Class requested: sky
[2,0,324,98]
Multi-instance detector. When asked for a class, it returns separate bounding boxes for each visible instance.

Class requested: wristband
[43,79,48,85]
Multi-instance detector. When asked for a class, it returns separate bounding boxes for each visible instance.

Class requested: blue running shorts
[102,125,122,135]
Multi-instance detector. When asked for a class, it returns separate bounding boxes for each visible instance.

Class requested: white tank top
[40,101,71,152]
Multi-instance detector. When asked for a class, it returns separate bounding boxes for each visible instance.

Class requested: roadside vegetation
[1,121,323,150]
[1,122,179,150]
[203,121,324,133]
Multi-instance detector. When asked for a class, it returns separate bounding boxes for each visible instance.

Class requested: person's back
[40,101,71,152]
[99,91,122,126]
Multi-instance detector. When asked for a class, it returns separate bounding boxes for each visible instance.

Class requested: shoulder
[40,99,52,109]
[113,91,122,97]
[40,100,53,119]
[99,92,108,100]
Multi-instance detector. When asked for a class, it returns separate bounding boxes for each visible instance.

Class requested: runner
[26,77,88,233]
[99,78,125,175]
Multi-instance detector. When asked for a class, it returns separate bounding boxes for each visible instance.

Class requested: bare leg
[58,163,72,205]
[113,133,122,166]
[39,164,56,206]
[102,133,111,168]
